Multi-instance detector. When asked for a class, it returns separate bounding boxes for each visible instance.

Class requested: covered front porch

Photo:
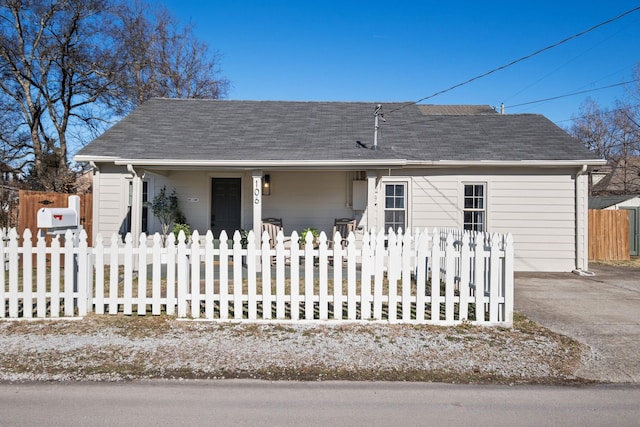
[125,166,382,243]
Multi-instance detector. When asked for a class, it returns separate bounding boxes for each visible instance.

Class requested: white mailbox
[37,207,78,229]
[36,195,80,230]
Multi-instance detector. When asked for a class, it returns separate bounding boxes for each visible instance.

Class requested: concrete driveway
[515,264,640,383]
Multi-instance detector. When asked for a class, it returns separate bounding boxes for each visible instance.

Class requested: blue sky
[163,1,640,126]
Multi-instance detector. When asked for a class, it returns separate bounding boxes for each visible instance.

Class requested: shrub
[172,223,191,242]
[299,227,319,246]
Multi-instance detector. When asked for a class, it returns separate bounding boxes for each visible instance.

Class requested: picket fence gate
[0,227,514,326]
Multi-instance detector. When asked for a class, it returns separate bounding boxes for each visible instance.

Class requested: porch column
[90,162,100,244]
[366,171,378,232]
[128,165,143,243]
[252,170,263,243]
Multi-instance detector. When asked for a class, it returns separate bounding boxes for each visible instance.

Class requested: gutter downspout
[574,165,593,275]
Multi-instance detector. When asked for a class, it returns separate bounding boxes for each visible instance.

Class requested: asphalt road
[1,381,639,426]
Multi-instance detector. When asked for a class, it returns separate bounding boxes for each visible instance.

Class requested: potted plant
[149,186,184,246]
[299,227,319,248]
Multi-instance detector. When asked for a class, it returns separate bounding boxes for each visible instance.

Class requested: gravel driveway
[515,264,640,383]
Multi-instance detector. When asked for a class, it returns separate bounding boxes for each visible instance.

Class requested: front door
[211,178,242,237]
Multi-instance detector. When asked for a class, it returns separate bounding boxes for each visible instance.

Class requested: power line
[387,5,640,114]
[506,79,639,109]
[554,103,640,124]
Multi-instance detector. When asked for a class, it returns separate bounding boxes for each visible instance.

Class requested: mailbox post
[37,195,83,295]
[37,195,81,234]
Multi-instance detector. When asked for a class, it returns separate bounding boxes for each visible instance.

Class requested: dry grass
[591,257,640,268]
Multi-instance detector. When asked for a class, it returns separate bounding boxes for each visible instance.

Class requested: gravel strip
[0,315,588,384]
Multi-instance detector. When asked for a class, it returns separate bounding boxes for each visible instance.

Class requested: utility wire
[554,103,640,124]
[506,79,639,109]
[387,5,640,114]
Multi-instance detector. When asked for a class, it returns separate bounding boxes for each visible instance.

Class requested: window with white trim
[463,183,485,232]
[384,182,406,233]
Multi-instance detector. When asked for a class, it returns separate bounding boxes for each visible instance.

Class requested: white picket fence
[0,227,514,326]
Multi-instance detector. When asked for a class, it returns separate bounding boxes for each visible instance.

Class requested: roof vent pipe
[373,104,384,151]
[500,102,505,115]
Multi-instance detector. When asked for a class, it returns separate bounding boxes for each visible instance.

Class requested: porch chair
[261,218,291,264]
[261,218,284,248]
[329,218,357,250]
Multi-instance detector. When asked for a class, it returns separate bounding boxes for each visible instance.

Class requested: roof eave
[75,156,607,169]
[108,158,408,169]
[405,159,607,167]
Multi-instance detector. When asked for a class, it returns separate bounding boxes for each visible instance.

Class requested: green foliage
[239,229,249,249]
[299,227,319,246]
[149,186,182,244]
[172,223,191,242]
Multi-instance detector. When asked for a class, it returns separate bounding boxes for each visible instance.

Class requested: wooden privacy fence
[0,227,514,326]
[588,209,629,261]
[18,190,93,246]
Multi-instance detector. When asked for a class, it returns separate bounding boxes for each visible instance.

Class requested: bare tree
[570,99,616,159]
[570,95,640,195]
[0,0,119,191]
[0,0,228,191]
[110,0,228,114]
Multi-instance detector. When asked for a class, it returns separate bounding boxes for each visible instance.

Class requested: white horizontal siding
[408,168,578,272]
[94,166,128,239]
[91,165,581,272]
[491,172,576,272]
[411,175,459,230]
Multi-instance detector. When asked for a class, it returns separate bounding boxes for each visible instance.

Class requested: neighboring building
[74,99,605,272]
[590,157,640,196]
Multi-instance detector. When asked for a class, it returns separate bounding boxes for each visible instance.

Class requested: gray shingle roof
[417,105,497,115]
[75,98,602,164]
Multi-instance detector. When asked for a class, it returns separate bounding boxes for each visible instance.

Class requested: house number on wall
[254,187,260,204]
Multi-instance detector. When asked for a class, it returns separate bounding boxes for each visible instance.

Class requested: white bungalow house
[74,99,605,272]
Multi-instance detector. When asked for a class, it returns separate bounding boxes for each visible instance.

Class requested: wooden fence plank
[94,235,105,315]
[219,231,229,320]
[152,233,163,316]
[589,209,629,261]
[332,232,344,320]
[318,233,329,320]
[289,231,300,321]
[204,231,215,320]
[8,228,19,317]
[63,230,75,316]
[261,231,272,320]
[50,235,61,317]
[138,234,148,316]
[23,229,33,318]
[19,190,93,246]
[275,232,286,320]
